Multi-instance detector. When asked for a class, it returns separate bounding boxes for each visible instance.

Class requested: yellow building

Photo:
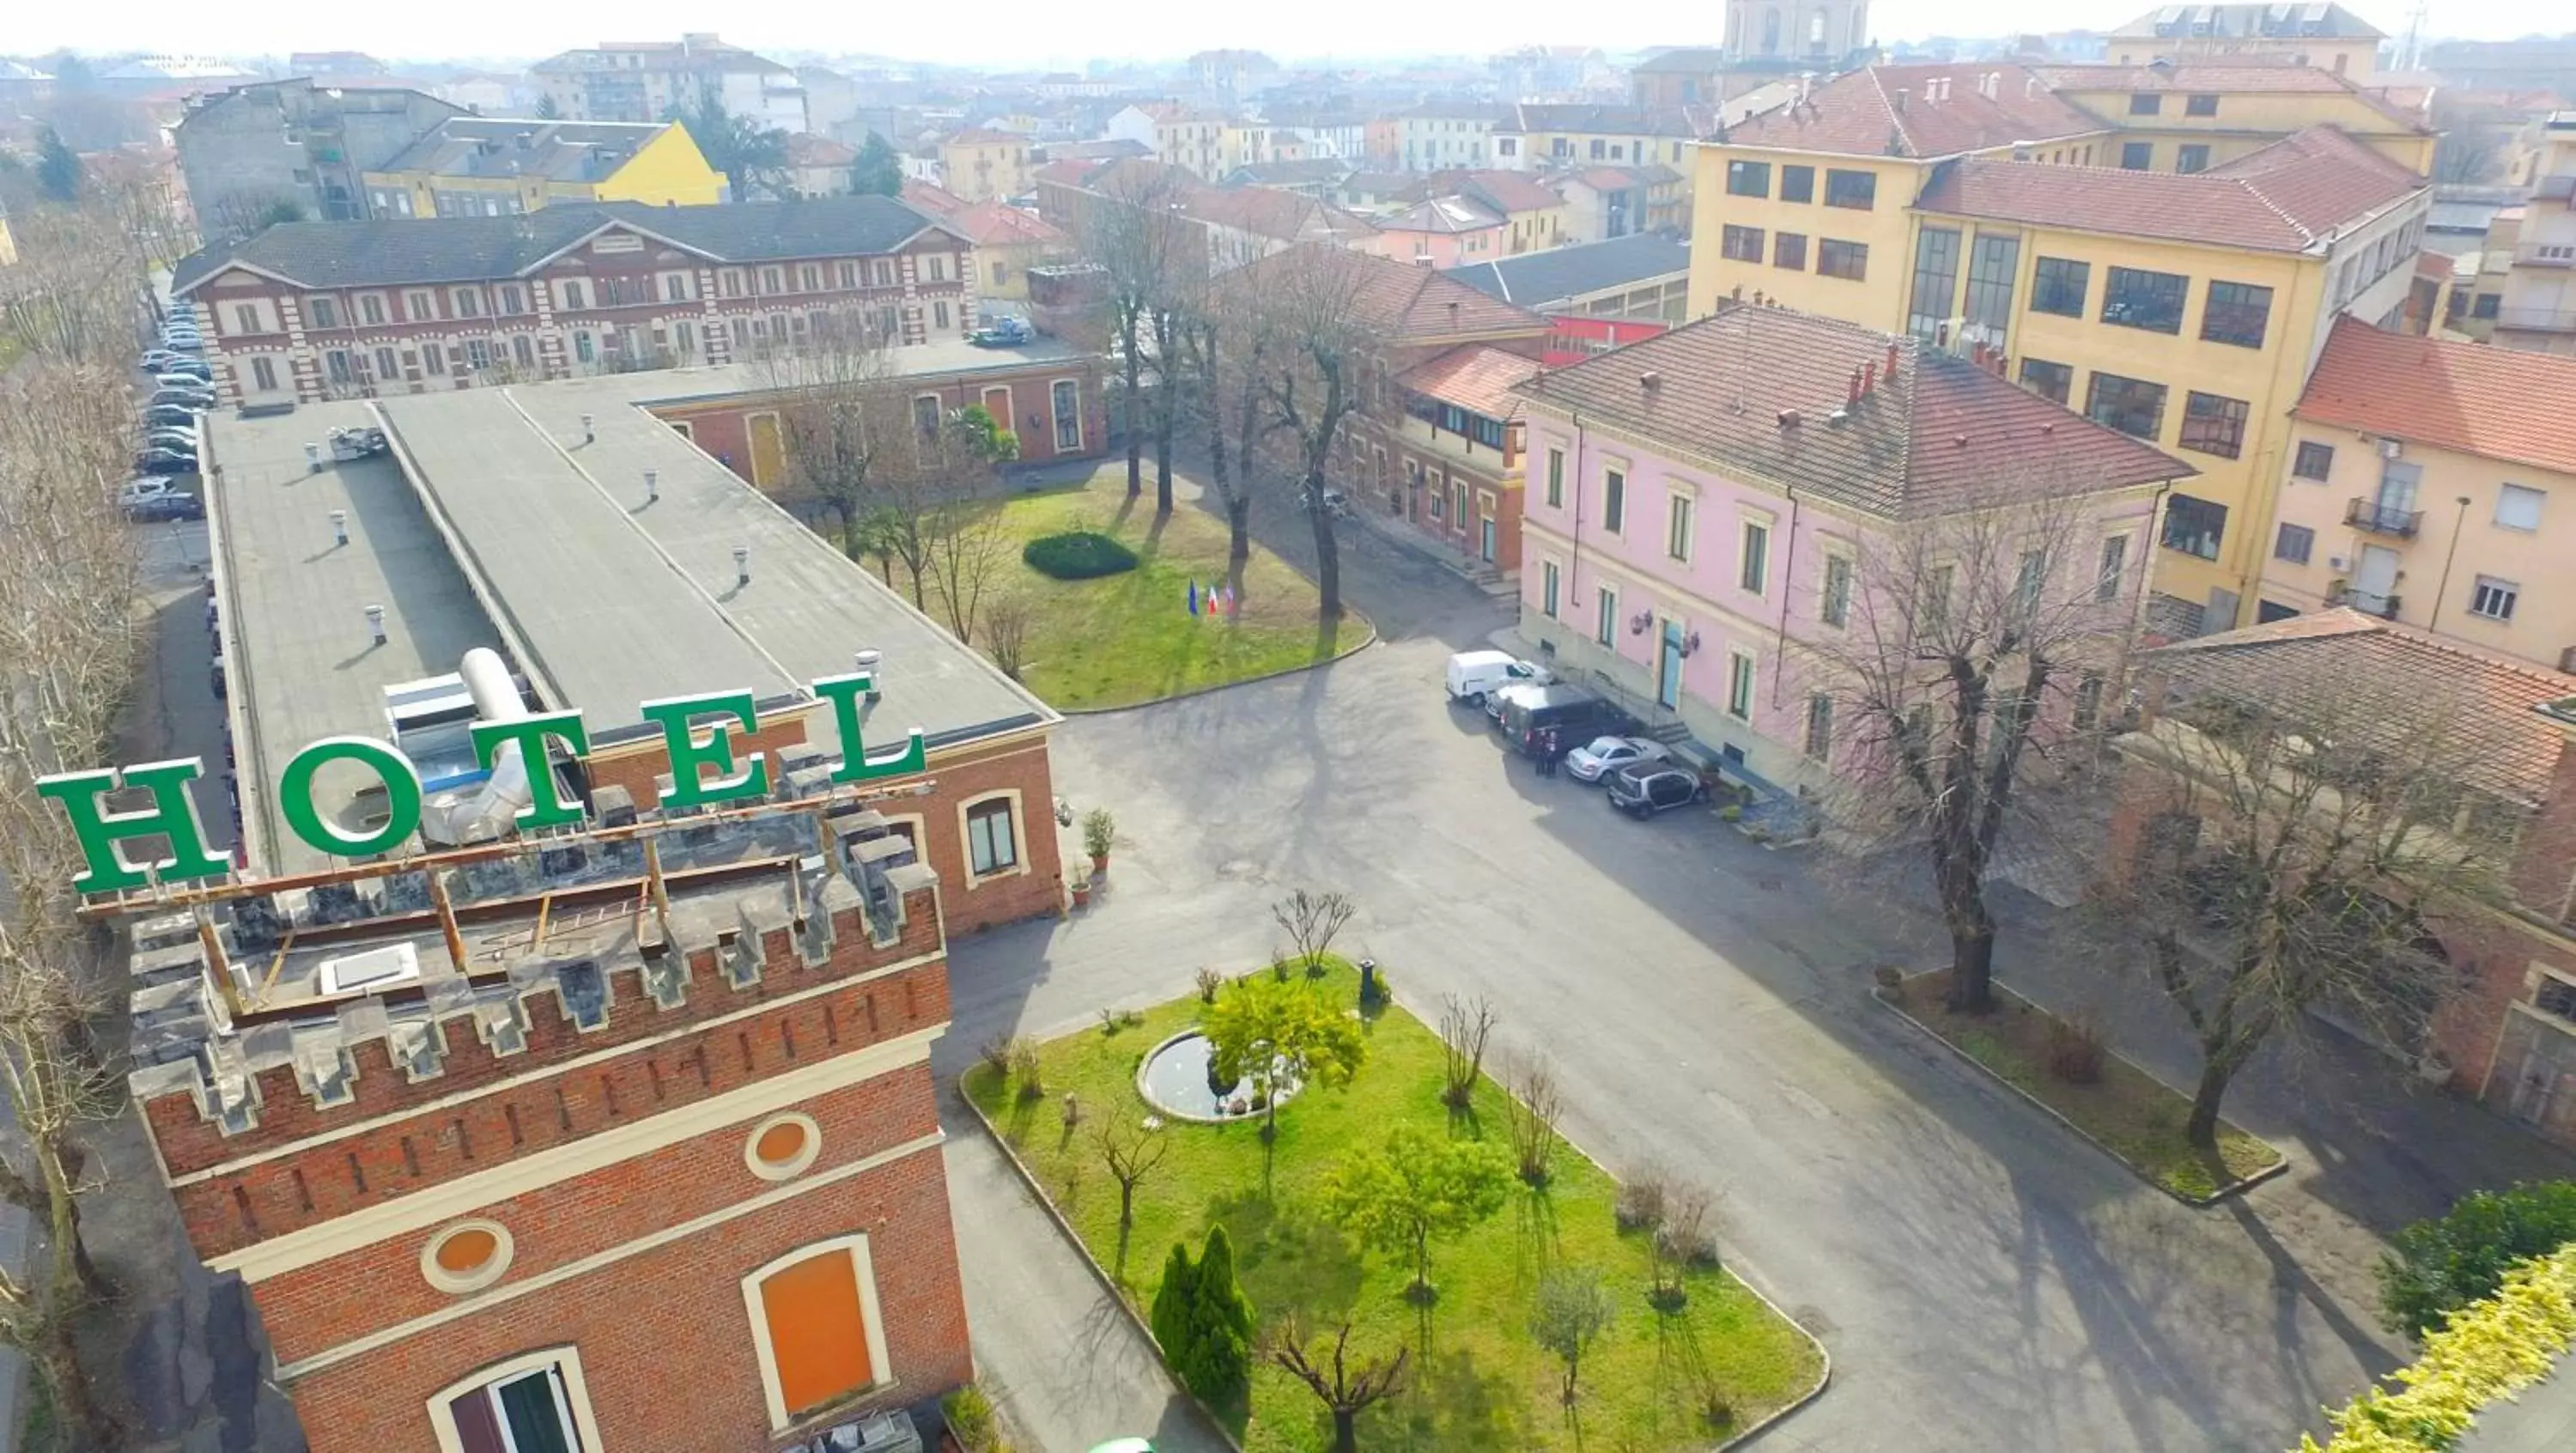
[2263,319,2576,668]
[1688,61,2431,634]
[2029,63,2434,174]
[2104,2,2385,79]
[362,118,721,218]
[938,128,1036,204]
[2488,112,2576,356]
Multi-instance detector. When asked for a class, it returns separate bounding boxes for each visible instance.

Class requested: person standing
[1535,726,1560,776]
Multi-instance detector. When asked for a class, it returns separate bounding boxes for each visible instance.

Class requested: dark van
[1494,684,1633,757]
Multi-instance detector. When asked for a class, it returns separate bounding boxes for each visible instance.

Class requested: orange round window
[744,1112,822,1181]
[434,1228,500,1274]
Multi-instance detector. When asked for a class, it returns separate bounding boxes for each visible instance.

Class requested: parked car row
[133,313,213,483]
[1447,649,1717,820]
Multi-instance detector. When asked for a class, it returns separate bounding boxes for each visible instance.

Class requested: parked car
[156,360,214,381]
[143,423,199,447]
[152,372,215,394]
[1564,735,1670,783]
[126,490,204,522]
[1606,763,1709,818]
[143,404,205,430]
[142,349,196,371]
[967,315,1032,347]
[1444,649,1553,707]
[1493,684,1635,757]
[149,383,217,404]
[119,477,174,506]
[133,447,198,477]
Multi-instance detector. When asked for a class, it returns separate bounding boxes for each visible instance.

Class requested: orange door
[760,1249,871,1418]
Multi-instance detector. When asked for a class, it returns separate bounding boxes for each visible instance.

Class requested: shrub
[2045,1011,2107,1085]
[1011,1040,1045,1101]
[1615,1169,1669,1232]
[2379,1181,2576,1339]
[1082,807,1117,860]
[1194,966,1224,1004]
[1719,804,1742,822]
[1871,964,1905,993]
[978,1032,1018,1079]
[2306,1246,2576,1451]
[1151,1229,1254,1405]
[942,1385,999,1450]
[1023,530,1139,580]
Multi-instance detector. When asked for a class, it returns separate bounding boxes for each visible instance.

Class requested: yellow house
[361,118,721,219]
[937,128,1036,204]
[1690,61,2431,635]
[2029,64,2435,174]
[2262,319,2576,668]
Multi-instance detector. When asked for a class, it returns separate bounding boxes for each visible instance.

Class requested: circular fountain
[1136,1030,1302,1123]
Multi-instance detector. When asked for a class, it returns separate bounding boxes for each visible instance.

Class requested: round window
[421,1220,513,1294]
[744,1112,822,1182]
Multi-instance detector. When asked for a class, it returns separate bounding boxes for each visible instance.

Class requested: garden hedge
[1022,531,1139,581]
[2302,1245,2576,1451]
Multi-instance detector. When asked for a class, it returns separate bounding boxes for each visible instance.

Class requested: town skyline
[13,2,2558,70]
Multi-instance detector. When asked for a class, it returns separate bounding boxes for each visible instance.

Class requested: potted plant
[1069,876,1092,909]
[1082,807,1116,873]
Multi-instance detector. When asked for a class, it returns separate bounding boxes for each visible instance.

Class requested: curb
[1872,982,2293,1208]
[957,1081,1249,1453]
[1052,617,1379,716]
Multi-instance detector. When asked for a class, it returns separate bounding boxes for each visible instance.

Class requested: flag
[1187,581,1199,616]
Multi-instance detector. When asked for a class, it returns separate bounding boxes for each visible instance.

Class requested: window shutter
[761,1250,872,1417]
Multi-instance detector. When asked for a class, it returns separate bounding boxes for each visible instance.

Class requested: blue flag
[1187,581,1200,616]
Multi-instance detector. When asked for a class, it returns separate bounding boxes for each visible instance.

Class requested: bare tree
[0,359,147,1450]
[2084,656,2516,1146]
[1503,1049,1564,1184]
[1805,480,2148,1014]
[1437,993,1498,1109]
[981,590,1035,681]
[1094,1119,1172,1227]
[1232,246,1384,623]
[0,191,166,368]
[1077,164,1196,508]
[1271,888,1356,976]
[1651,1182,1721,1300]
[1267,1316,1410,1453]
[1179,300,1270,591]
[760,321,905,556]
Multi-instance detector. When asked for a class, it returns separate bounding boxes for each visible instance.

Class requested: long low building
[170,196,985,409]
[203,365,1068,936]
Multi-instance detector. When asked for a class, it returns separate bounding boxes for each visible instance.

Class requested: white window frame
[1726,647,1757,721]
[1665,482,1696,562]
[1739,510,1776,597]
[2470,575,2520,622]
[739,1236,894,1434]
[1050,379,1082,453]
[958,790,1028,886]
[1541,560,1561,617]
[1819,545,1854,629]
[2095,533,2131,604]
[426,1347,606,1453]
[2497,483,2545,532]
[359,292,387,325]
[1600,458,1629,536]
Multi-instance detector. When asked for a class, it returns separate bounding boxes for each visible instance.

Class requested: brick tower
[125,792,971,1452]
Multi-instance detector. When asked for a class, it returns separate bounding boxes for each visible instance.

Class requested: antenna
[2397,0,2428,72]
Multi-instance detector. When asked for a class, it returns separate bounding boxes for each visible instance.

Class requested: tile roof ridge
[2227,172,2316,246]
[1863,65,1912,157]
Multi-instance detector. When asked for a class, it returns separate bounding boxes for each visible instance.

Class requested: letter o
[280,736,423,858]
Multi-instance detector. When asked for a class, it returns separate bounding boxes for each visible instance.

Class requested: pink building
[1372,196,1508,268]
[1512,304,2193,791]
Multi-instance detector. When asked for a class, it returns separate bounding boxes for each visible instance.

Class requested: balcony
[2327,584,2402,619]
[2495,307,2576,333]
[2345,497,2422,538]
[2537,173,2576,203]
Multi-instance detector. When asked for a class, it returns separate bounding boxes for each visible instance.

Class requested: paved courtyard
[938,489,2573,1453]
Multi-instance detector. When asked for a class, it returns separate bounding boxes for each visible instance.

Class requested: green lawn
[1897,970,2282,1202]
[923,469,1362,711]
[963,958,1824,1452]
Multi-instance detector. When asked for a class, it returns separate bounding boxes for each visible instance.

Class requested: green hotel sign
[39,675,926,895]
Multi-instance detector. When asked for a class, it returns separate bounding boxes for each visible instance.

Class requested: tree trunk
[1946,919,1996,1014]
[1121,318,1143,498]
[1330,1410,1357,1453]
[38,1334,114,1453]
[1563,1353,1580,1406]
[1226,495,1252,592]
[2186,1049,2239,1147]
[1119,1182,1136,1227]
[1307,478,1341,621]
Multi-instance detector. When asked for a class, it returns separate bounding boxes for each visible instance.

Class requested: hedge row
[1022,530,1139,581]
[2302,1245,2576,1451]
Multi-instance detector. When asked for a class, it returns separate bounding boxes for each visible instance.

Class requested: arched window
[1810,9,1828,48]
[742,1238,890,1431]
[1763,7,1783,52]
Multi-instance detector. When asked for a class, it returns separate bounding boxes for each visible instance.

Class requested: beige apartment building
[2261,318,2576,671]
[2488,112,2576,355]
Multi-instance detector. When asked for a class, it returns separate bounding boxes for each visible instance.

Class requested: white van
[1444,649,1553,706]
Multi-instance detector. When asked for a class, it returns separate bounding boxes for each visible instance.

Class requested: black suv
[1606,763,1708,819]
[1494,684,1638,757]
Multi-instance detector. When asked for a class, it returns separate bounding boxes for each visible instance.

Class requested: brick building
[2110,610,2576,1149]
[169,197,981,409]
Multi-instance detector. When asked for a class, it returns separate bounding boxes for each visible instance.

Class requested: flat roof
[207,348,1061,876]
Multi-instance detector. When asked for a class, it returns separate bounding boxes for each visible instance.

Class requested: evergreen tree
[33,128,80,203]
[1148,1239,1200,1370]
[1184,1225,1255,1402]
[849,134,903,197]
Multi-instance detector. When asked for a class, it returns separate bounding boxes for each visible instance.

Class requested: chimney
[1777,408,1801,429]
[1894,88,1909,112]
[644,468,659,502]
[733,546,750,587]
[330,508,348,545]
[1639,369,1662,392]
[854,648,884,703]
[1862,360,1877,394]
[580,412,595,441]
[364,605,386,645]
[2025,75,2038,99]
[1848,368,1863,406]
[1885,341,1900,380]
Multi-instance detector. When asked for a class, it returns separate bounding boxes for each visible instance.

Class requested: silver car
[1563,735,1671,782]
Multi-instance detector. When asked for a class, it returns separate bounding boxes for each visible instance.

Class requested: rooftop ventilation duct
[421,647,540,847]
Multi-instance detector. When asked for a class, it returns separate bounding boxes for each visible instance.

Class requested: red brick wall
[582,717,813,815]
[650,362,1109,490]
[145,885,943,1188]
[911,735,1065,934]
[252,1064,942,1364]
[284,1133,971,1453]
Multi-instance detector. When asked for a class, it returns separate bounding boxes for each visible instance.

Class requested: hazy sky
[15,2,2550,70]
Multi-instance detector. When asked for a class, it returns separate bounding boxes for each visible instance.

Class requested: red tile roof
[899,179,969,216]
[2138,608,2576,806]
[2295,316,2576,478]
[1514,303,2191,519]
[1917,125,2421,252]
[1722,64,2104,160]
[946,199,1067,248]
[943,128,1030,147]
[1225,245,1548,343]
[783,133,857,168]
[1179,188,1377,244]
[1396,344,1538,417]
